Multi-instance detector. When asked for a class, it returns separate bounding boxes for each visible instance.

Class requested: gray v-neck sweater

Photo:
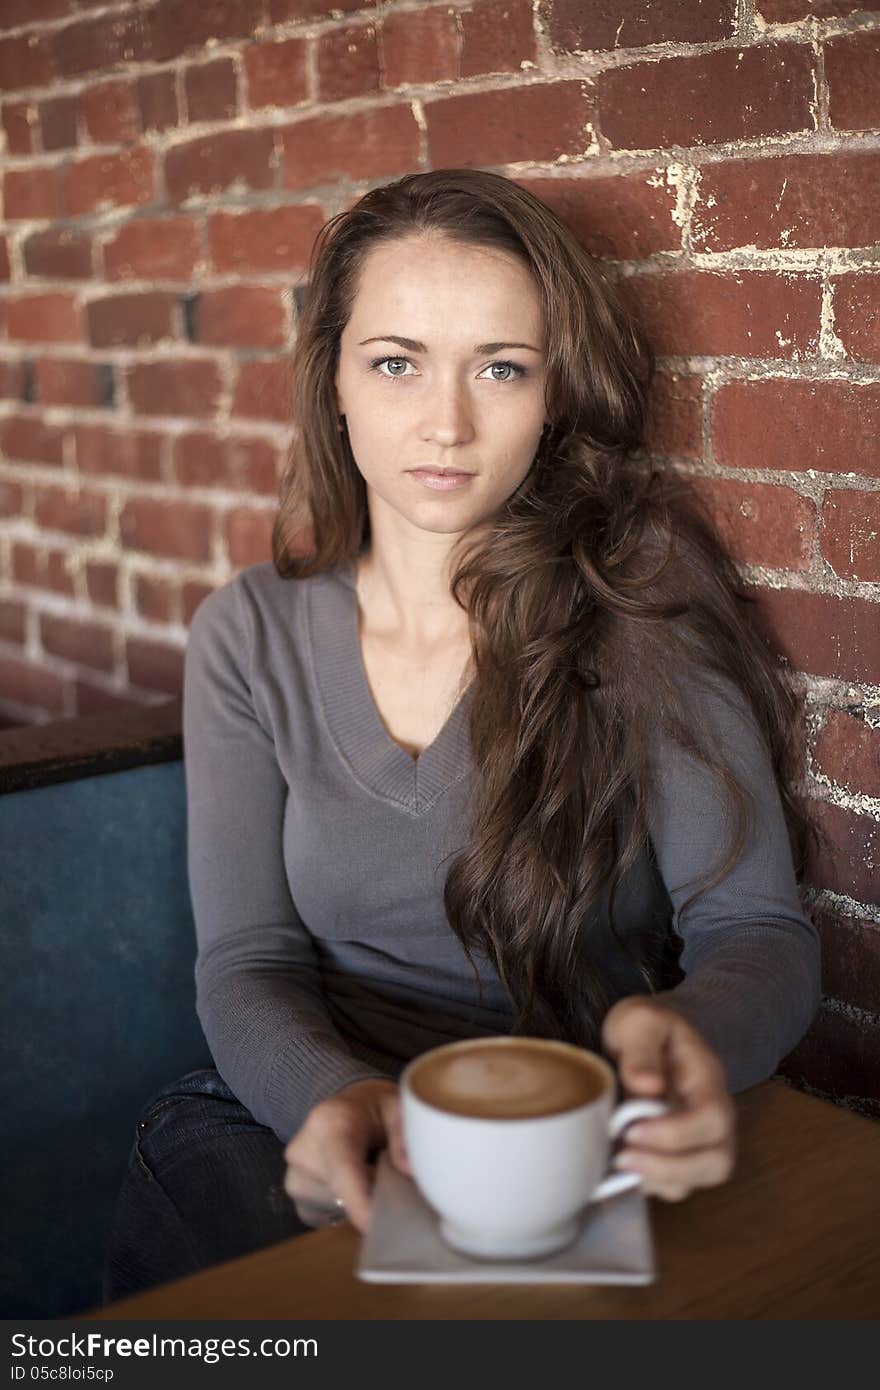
[182,559,822,1144]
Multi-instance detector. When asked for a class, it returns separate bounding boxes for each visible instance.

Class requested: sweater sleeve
[183,578,397,1144]
[644,669,822,1094]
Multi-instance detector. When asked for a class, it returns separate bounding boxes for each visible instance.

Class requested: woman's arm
[183,576,395,1144]
[643,667,822,1095]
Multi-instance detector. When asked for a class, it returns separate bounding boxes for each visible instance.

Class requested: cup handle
[589,1098,671,1204]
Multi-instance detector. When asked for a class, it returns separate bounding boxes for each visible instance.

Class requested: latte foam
[408,1038,605,1119]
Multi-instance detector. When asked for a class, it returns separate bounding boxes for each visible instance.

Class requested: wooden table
[85,1080,880,1320]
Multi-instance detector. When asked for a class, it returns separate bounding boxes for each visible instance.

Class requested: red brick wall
[0,3,878,1100]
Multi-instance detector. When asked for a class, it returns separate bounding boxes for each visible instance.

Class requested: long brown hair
[272,167,823,1051]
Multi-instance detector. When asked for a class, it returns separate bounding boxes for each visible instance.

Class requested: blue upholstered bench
[0,701,212,1318]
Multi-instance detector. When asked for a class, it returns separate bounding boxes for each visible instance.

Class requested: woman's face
[334,234,549,543]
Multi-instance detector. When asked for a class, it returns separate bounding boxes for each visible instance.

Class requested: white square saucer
[356,1152,656,1284]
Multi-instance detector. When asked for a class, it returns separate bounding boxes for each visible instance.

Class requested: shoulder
[190,559,350,636]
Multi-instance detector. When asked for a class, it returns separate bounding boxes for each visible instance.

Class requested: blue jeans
[102,1068,313,1304]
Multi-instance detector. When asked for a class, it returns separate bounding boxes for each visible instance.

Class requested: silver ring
[328,1195,347,1224]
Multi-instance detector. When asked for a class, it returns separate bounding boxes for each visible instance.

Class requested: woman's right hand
[283,1077,413,1234]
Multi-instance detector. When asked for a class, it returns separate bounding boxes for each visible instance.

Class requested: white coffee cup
[400,1035,668,1261]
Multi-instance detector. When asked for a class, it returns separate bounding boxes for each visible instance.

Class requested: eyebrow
[358,334,542,354]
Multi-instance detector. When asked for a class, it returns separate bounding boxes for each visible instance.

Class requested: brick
[806,799,878,904]
[102,216,200,283]
[0,363,29,402]
[126,359,222,418]
[137,70,178,134]
[244,38,309,109]
[12,541,76,597]
[460,0,538,77]
[826,30,880,133]
[134,574,177,623]
[759,2,866,18]
[380,6,459,87]
[226,506,274,566]
[0,32,55,93]
[82,79,141,145]
[316,23,380,101]
[5,293,81,344]
[34,358,111,408]
[2,101,35,156]
[39,95,80,152]
[0,414,65,465]
[0,599,26,645]
[188,286,287,349]
[269,0,363,18]
[231,357,294,423]
[182,581,216,624]
[74,424,163,481]
[86,291,180,347]
[185,58,238,123]
[85,560,119,608]
[686,474,815,571]
[40,612,114,671]
[0,0,69,23]
[779,1001,880,1113]
[145,0,256,65]
[813,903,880,1017]
[626,269,821,358]
[120,496,213,562]
[0,655,65,716]
[598,44,814,150]
[75,682,144,717]
[832,274,880,365]
[172,432,280,493]
[164,129,275,201]
[820,489,880,583]
[33,484,106,538]
[23,228,93,279]
[748,586,880,685]
[713,381,880,480]
[427,80,594,168]
[0,481,24,517]
[52,11,150,79]
[3,166,61,221]
[693,153,880,252]
[545,0,734,51]
[645,373,703,457]
[519,171,680,259]
[208,204,324,273]
[126,636,184,695]
[281,103,420,189]
[813,709,880,802]
[62,146,155,217]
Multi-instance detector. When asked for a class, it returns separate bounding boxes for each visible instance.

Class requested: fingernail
[613,1151,636,1170]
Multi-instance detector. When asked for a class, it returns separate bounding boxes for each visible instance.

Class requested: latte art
[408,1038,605,1119]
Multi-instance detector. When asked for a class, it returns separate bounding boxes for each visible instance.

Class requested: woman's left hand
[600,995,737,1202]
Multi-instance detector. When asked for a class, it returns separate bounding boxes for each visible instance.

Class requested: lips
[408,468,474,477]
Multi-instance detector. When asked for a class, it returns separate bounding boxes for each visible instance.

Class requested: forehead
[345,235,544,340]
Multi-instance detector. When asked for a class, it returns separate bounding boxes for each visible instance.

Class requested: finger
[379,1090,413,1177]
[615,1143,735,1196]
[663,1017,728,1107]
[602,1004,671,1095]
[623,1095,736,1153]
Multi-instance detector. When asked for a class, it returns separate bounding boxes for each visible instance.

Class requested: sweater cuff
[263,1036,398,1143]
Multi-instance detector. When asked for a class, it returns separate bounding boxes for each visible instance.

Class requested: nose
[420,375,476,448]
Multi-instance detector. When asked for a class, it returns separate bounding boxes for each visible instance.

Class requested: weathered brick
[126,359,222,418]
[0,414,65,465]
[102,216,200,283]
[779,1001,880,1114]
[243,38,309,109]
[182,581,216,625]
[23,228,93,279]
[2,101,35,156]
[52,11,150,80]
[759,1,866,18]
[82,79,141,145]
[39,94,80,152]
[231,357,294,423]
[626,269,821,358]
[3,166,61,221]
[693,153,880,251]
[75,681,143,717]
[380,5,459,87]
[164,129,275,201]
[0,481,24,517]
[188,286,287,349]
[145,0,256,65]
[172,431,280,494]
[544,0,735,51]
[5,293,81,344]
[137,70,178,134]
[0,0,69,24]
[0,31,55,93]
[806,799,878,904]
[120,496,213,562]
[820,488,880,583]
[826,29,880,133]
[0,655,65,715]
[12,541,76,597]
[831,274,880,365]
[33,484,107,538]
[134,574,177,623]
[645,373,704,457]
[226,506,275,566]
[519,171,680,259]
[0,598,26,645]
[316,23,380,101]
[813,709,880,802]
[749,586,880,685]
[208,204,324,273]
[40,612,114,671]
[86,291,180,348]
[74,424,163,481]
[34,358,111,408]
[269,0,362,18]
[0,363,28,402]
[814,904,880,1019]
[125,636,184,695]
[281,104,420,188]
[686,474,814,571]
[598,44,814,149]
[460,0,538,77]
[714,381,880,480]
[62,146,155,217]
[185,58,238,122]
[428,81,594,167]
[85,560,119,608]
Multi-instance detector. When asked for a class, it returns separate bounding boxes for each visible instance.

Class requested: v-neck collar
[305,560,474,814]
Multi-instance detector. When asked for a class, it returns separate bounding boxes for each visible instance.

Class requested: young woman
[104,168,822,1298]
